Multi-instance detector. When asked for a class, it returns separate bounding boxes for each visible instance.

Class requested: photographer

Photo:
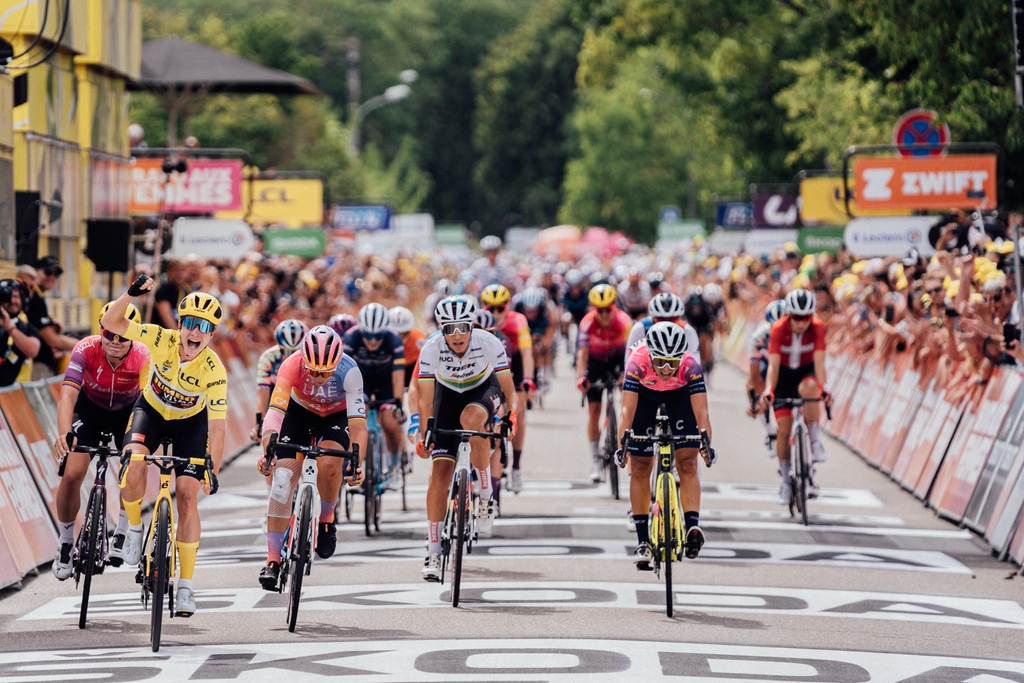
[0,278,41,386]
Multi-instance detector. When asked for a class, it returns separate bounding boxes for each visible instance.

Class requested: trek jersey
[262,352,366,435]
[625,317,700,366]
[577,307,633,362]
[418,328,510,392]
[623,343,706,395]
[122,321,228,420]
[343,329,405,391]
[256,345,291,391]
[63,336,150,411]
[768,316,827,369]
[500,311,533,356]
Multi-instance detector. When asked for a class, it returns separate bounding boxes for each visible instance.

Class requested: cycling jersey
[561,289,589,324]
[499,311,532,356]
[768,316,827,369]
[577,307,632,362]
[625,317,700,366]
[513,303,552,337]
[623,343,706,395]
[262,352,366,435]
[63,335,150,411]
[256,345,292,391]
[418,328,510,392]
[403,328,427,368]
[617,281,651,316]
[684,295,713,331]
[749,321,772,362]
[344,329,405,396]
[471,256,515,288]
[123,321,228,420]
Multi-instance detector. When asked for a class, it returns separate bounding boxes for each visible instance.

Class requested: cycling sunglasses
[652,356,681,371]
[305,366,334,379]
[101,329,128,343]
[363,331,386,342]
[790,314,811,322]
[181,316,216,334]
[441,322,472,336]
[487,305,507,314]
[596,307,615,315]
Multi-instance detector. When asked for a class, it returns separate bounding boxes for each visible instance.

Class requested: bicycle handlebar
[580,376,621,407]
[423,416,510,449]
[265,433,360,476]
[621,425,713,468]
[772,396,832,421]
[65,432,120,458]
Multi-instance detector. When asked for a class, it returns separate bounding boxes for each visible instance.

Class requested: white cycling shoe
[589,458,603,483]
[811,440,827,463]
[387,468,404,492]
[52,542,73,581]
[175,586,197,617]
[122,524,145,566]
[476,499,497,537]
[510,469,523,494]
[422,553,441,582]
[777,483,792,506]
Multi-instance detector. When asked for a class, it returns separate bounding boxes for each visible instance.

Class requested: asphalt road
[2,357,1023,682]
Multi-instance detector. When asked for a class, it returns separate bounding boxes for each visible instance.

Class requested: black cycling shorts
[362,376,395,403]
[277,400,351,456]
[73,394,133,450]
[585,357,623,404]
[123,398,210,482]
[775,362,817,403]
[510,352,525,391]
[625,386,699,456]
[430,375,503,460]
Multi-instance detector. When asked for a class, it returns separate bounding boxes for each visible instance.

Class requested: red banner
[130,158,244,215]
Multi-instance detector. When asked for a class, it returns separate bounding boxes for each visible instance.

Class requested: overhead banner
[217,179,324,227]
[843,216,938,258]
[752,194,800,228]
[168,218,256,261]
[715,202,753,230]
[130,158,244,215]
[262,228,326,258]
[799,176,911,225]
[797,226,845,255]
[852,154,997,211]
[331,205,392,232]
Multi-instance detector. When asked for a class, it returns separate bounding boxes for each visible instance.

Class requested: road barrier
[0,336,259,591]
[726,299,1024,571]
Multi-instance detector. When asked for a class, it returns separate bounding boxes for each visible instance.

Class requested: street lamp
[350,70,418,156]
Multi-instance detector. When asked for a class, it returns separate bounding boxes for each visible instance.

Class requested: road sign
[658,205,682,223]
[894,109,951,158]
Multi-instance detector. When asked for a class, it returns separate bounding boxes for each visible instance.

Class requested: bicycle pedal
[135,567,145,585]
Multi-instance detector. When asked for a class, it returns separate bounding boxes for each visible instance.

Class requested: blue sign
[331,205,392,232]
[715,202,753,230]
[659,205,682,223]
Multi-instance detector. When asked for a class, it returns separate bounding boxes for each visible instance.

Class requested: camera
[0,279,21,305]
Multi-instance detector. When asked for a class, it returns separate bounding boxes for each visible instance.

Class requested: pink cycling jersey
[62,335,150,411]
[262,351,366,434]
[623,343,706,395]
[577,308,632,362]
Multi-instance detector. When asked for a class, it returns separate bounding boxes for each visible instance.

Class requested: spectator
[153,259,191,327]
[15,264,37,295]
[0,278,41,386]
[26,256,78,379]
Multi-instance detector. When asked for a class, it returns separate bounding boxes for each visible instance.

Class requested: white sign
[707,230,749,255]
[505,227,540,254]
[843,216,937,259]
[169,218,256,261]
[744,229,798,257]
[356,213,436,256]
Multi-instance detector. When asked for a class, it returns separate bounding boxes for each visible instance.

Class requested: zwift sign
[853,155,997,211]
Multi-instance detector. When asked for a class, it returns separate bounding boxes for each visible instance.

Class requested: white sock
[58,521,75,543]
[780,464,792,486]
[477,467,492,501]
[115,510,129,535]
[808,421,821,445]
[428,521,442,555]
[589,440,600,459]
[178,578,192,591]
[763,419,777,438]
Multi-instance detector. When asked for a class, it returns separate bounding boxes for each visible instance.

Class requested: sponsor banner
[0,406,56,575]
[130,158,244,215]
[973,379,1024,543]
[797,225,845,254]
[262,227,326,258]
[89,154,131,219]
[853,154,997,211]
[331,204,392,232]
[706,229,748,255]
[168,218,256,261]
[0,388,60,525]
[752,193,800,228]
[0,524,21,590]
[657,219,706,241]
[914,393,968,500]
[714,201,753,229]
[216,178,324,227]
[843,216,937,258]
[800,176,911,226]
[743,228,798,256]
[880,365,924,474]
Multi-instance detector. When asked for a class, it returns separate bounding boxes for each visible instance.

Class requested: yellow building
[0,66,14,278]
[1,0,141,332]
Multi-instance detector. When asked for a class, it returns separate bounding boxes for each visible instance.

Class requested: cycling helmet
[328,313,357,337]
[684,285,703,299]
[302,325,343,372]
[178,292,223,326]
[589,283,617,307]
[480,284,512,306]
[358,302,390,335]
[275,319,309,351]
[435,295,477,326]
[648,292,685,320]
[565,269,584,287]
[99,302,141,327]
[765,299,787,325]
[646,321,690,358]
[784,288,816,316]
[388,306,415,334]
[520,287,546,311]
[475,309,496,330]
[435,279,454,297]
[702,283,723,303]
[480,235,502,252]
[648,271,665,288]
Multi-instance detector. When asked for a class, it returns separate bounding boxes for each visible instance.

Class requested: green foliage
[360,138,433,212]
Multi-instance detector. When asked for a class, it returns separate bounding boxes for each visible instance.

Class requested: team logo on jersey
[150,376,199,409]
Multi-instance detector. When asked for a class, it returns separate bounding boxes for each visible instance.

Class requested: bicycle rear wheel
[605,402,619,500]
[798,431,810,526]
[451,469,469,608]
[79,489,105,629]
[364,433,378,537]
[662,473,674,618]
[288,488,312,633]
[151,499,170,652]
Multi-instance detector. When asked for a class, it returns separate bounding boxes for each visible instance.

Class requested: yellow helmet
[177,292,223,326]
[589,283,617,307]
[480,284,511,306]
[99,302,141,327]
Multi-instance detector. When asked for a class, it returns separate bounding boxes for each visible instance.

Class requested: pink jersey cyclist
[262,351,366,435]
[577,307,633,362]
[64,335,150,412]
[622,342,706,454]
[623,343,705,394]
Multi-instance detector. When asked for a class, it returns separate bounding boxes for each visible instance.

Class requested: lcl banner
[853,154,997,211]
[216,178,324,227]
[752,194,800,228]
[130,158,244,215]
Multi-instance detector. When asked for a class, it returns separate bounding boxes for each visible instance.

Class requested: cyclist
[576,284,633,483]
[760,288,829,505]
[416,296,519,581]
[513,286,557,393]
[328,313,357,340]
[617,267,652,319]
[389,306,426,388]
[624,292,699,366]
[252,319,309,441]
[422,280,454,332]
[256,325,368,590]
[471,235,515,288]
[100,281,228,618]
[51,303,150,579]
[481,284,534,493]
[746,300,786,458]
[344,303,406,490]
[560,269,590,356]
[703,283,729,368]
[683,286,715,374]
[617,322,713,569]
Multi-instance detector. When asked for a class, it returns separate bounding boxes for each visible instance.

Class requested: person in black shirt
[26,256,77,379]
[0,279,41,386]
[153,259,192,327]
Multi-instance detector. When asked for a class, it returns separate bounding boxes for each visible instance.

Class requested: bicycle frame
[74,452,111,578]
[772,397,828,525]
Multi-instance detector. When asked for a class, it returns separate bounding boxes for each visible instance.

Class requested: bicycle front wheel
[451,469,469,608]
[662,473,674,618]
[79,489,105,629]
[795,427,809,526]
[364,433,378,537]
[605,404,619,500]
[288,487,313,633]
[151,499,170,652]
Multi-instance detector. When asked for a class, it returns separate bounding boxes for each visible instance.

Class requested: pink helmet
[302,325,343,373]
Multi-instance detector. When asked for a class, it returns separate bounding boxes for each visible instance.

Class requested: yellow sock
[124,497,143,527]
[176,541,199,581]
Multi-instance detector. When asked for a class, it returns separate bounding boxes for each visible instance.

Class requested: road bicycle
[771,397,830,526]
[265,432,359,632]
[121,440,207,652]
[342,398,397,536]
[62,432,120,630]
[424,416,509,608]
[622,406,712,618]
[584,373,622,500]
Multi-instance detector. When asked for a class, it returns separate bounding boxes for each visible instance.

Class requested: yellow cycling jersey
[123,321,228,420]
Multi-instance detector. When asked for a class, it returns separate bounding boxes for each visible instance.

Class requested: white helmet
[648,292,684,319]
[480,235,502,252]
[435,295,477,326]
[646,321,689,358]
[358,302,390,335]
[388,306,415,334]
[702,283,723,303]
[475,309,496,330]
[275,319,309,351]
[784,288,816,316]
[435,279,454,297]
[765,299,787,324]
[565,269,584,286]
[520,287,546,310]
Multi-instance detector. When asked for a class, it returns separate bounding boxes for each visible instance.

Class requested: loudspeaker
[15,191,39,265]
[86,219,131,272]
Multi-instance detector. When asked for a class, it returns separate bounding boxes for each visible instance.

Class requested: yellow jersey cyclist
[100,278,228,618]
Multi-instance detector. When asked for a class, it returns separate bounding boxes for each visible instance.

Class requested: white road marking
[572,507,908,526]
